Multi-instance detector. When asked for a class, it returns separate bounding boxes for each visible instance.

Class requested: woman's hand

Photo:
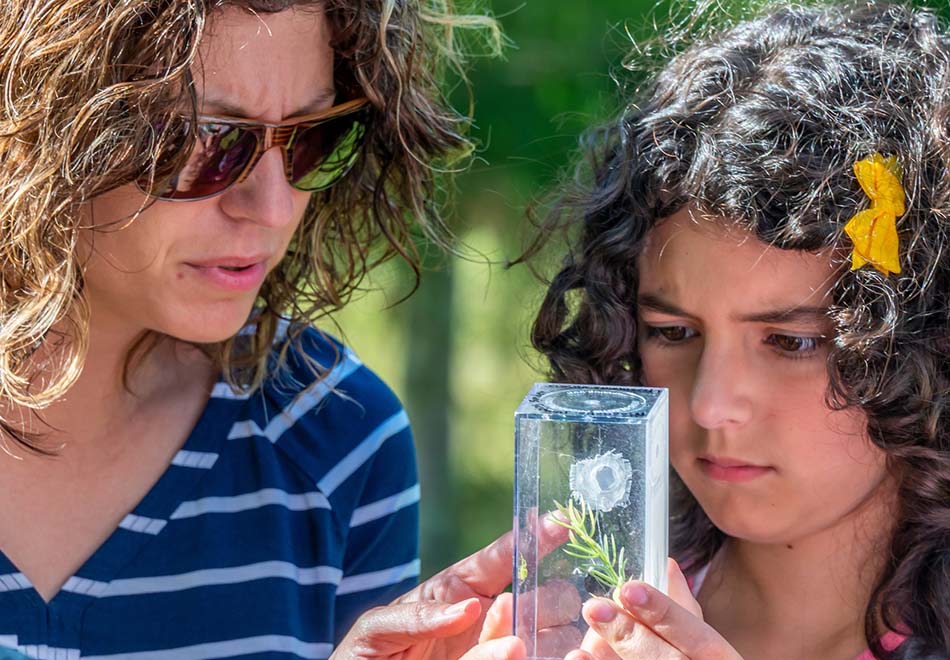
[333,597,525,660]
[331,513,575,660]
[566,559,743,660]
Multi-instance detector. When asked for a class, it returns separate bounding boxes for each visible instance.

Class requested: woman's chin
[159,311,256,345]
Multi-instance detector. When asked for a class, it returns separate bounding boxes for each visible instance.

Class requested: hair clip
[844,153,903,275]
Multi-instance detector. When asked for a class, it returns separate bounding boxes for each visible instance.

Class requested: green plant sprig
[551,498,627,595]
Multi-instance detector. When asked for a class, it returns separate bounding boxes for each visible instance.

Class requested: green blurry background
[329,0,659,576]
[329,0,950,577]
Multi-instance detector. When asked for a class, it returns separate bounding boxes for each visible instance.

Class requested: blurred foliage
[331,0,659,576]
[330,0,950,578]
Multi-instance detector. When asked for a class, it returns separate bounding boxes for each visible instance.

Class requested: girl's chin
[702,509,799,546]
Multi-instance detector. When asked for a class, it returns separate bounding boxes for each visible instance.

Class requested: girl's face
[79,7,333,343]
[637,208,892,545]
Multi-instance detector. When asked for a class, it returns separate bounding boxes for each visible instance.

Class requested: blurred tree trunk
[404,261,457,576]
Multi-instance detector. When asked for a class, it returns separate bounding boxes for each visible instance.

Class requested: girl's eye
[766,334,823,356]
[645,325,698,343]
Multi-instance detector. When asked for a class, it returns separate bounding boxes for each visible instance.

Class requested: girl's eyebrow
[637,292,697,319]
[637,292,830,324]
[738,307,831,324]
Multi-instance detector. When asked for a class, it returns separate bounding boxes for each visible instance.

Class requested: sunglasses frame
[144,96,371,202]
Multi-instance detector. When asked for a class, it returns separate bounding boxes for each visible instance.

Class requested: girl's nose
[217,147,298,228]
[688,340,754,430]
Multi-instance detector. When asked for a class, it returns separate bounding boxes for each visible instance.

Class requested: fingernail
[621,583,649,607]
[586,600,617,623]
[542,511,567,529]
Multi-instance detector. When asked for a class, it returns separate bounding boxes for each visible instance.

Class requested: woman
[0,1,516,657]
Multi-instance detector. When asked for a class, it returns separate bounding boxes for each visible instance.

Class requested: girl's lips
[698,457,774,483]
[185,261,267,292]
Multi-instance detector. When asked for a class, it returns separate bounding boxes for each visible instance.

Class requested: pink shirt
[688,564,907,659]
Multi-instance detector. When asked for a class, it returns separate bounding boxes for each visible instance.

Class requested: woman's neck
[698,481,898,659]
[5,313,215,457]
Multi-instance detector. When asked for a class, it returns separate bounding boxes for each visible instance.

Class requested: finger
[402,514,571,606]
[480,583,581,644]
[613,583,741,659]
[535,578,582,628]
[565,651,597,660]
[583,598,687,660]
[479,593,513,643]
[448,512,570,596]
[536,624,584,658]
[340,598,482,654]
[580,626,622,660]
[667,558,703,619]
[459,636,526,660]
[536,509,574,556]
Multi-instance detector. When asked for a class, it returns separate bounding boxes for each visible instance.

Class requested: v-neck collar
[0,374,243,614]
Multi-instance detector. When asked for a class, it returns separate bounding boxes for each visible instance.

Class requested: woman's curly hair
[0,1,498,441]
[531,2,950,657]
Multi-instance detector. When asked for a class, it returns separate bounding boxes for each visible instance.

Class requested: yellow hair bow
[844,153,903,275]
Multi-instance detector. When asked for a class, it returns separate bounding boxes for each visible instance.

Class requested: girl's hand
[331,514,575,660]
[566,559,743,660]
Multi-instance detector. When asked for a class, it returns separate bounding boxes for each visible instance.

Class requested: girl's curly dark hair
[531,2,950,657]
[0,1,498,445]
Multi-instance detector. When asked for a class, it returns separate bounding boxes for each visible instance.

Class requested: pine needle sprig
[551,499,627,594]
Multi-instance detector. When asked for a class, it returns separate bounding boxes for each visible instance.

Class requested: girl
[0,1,506,658]
[532,2,950,659]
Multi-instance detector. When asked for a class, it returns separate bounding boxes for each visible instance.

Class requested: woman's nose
[217,147,299,227]
[688,340,754,429]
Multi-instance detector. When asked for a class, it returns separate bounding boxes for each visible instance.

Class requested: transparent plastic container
[513,383,669,660]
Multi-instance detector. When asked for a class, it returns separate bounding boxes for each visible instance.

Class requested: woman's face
[637,208,892,545]
[80,7,333,343]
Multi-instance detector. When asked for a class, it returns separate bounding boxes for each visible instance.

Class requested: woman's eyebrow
[199,88,336,119]
[638,292,829,323]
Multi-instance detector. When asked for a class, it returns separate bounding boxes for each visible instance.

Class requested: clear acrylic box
[513,383,669,660]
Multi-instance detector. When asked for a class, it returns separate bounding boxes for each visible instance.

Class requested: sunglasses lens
[290,113,366,191]
[158,123,257,200]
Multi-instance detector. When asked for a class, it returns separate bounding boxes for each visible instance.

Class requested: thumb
[479,593,513,643]
[336,598,483,656]
[667,558,704,619]
[459,636,526,660]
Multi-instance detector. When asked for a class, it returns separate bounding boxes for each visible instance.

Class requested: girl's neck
[699,480,898,659]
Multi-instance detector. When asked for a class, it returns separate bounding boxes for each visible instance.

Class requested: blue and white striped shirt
[0,327,420,659]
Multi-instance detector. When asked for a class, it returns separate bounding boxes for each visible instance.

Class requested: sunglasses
[139,97,370,201]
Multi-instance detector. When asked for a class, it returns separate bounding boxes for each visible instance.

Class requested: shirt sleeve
[332,413,420,644]
[267,327,421,645]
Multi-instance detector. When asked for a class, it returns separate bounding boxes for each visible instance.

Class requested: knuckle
[351,606,385,639]
[446,574,476,600]
[643,595,674,627]
[408,603,430,634]
[424,575,452,599]
[627,620,653,646]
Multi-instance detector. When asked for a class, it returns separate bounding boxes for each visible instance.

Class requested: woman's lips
[698,456,774,483]
[185,261,267,292]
